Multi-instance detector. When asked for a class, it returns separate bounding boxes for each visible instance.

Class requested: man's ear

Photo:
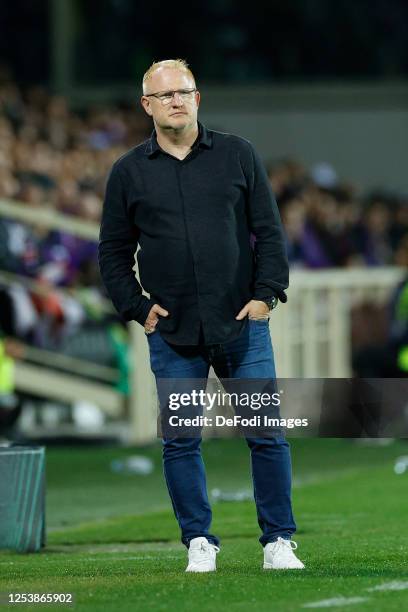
[195,90,201,109]
[140,96,152,116]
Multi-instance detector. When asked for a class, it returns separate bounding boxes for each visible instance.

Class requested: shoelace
[275,537,298,551]
[189,541,220,558]
[200,541,220,555]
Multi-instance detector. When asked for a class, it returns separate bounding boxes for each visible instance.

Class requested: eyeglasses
[144,88,197,106]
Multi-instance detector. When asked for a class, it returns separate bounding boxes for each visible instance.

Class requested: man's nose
[171,92,185,106]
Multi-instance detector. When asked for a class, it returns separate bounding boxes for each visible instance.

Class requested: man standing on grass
[98,59,304,572]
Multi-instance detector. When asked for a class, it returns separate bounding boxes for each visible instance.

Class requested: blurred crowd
[269,160,408,269]
[0,79,150,375]
[0,78,408,379]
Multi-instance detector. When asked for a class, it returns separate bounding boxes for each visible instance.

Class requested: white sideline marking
[83,555,180,562]
[303,596,369,608]
[75,555,181,562]
[367,581,408,592]
[0,555,180,565]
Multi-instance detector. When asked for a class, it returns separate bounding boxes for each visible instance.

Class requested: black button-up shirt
[98,121,288,345]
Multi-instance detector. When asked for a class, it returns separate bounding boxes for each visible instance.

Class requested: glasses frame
[144,88,198,106]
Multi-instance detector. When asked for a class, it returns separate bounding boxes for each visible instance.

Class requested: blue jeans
[146,318,296,547]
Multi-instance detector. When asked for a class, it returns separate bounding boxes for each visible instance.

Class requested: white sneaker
[185,537,220,573]
[263,537,305,570]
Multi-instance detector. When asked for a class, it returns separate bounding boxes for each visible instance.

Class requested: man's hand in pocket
[235,299,269,321]
[144,304,169,333]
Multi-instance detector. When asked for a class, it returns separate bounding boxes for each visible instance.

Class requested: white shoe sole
[186,565,216,573]
[263,561,305,570]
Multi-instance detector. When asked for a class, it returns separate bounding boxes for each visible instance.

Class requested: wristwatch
[262,296,278,311]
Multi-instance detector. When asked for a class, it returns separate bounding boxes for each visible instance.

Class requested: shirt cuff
[253,289,287,304]
[124,296,156,326]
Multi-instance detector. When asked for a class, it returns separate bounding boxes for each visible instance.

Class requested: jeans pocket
[145,328,158,336]
[145,328,164,373]
[144,322,159,336]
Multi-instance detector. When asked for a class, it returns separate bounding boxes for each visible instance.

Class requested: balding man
[98,59,304,572]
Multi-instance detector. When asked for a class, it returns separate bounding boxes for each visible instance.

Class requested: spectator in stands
[354,194,394,266]
[352,234,408,378]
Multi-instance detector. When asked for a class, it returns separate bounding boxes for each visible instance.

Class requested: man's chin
[164,116,192,130]
[170,114,189,124]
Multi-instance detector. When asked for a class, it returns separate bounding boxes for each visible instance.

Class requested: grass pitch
[1,439,407,611]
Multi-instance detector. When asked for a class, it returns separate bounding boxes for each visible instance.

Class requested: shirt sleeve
[98,163,155,325]
[244,141,289,303]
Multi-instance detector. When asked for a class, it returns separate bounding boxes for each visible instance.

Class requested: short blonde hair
[142,59,195,93]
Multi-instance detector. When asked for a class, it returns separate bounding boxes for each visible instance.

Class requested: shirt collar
[145,121,212,158]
